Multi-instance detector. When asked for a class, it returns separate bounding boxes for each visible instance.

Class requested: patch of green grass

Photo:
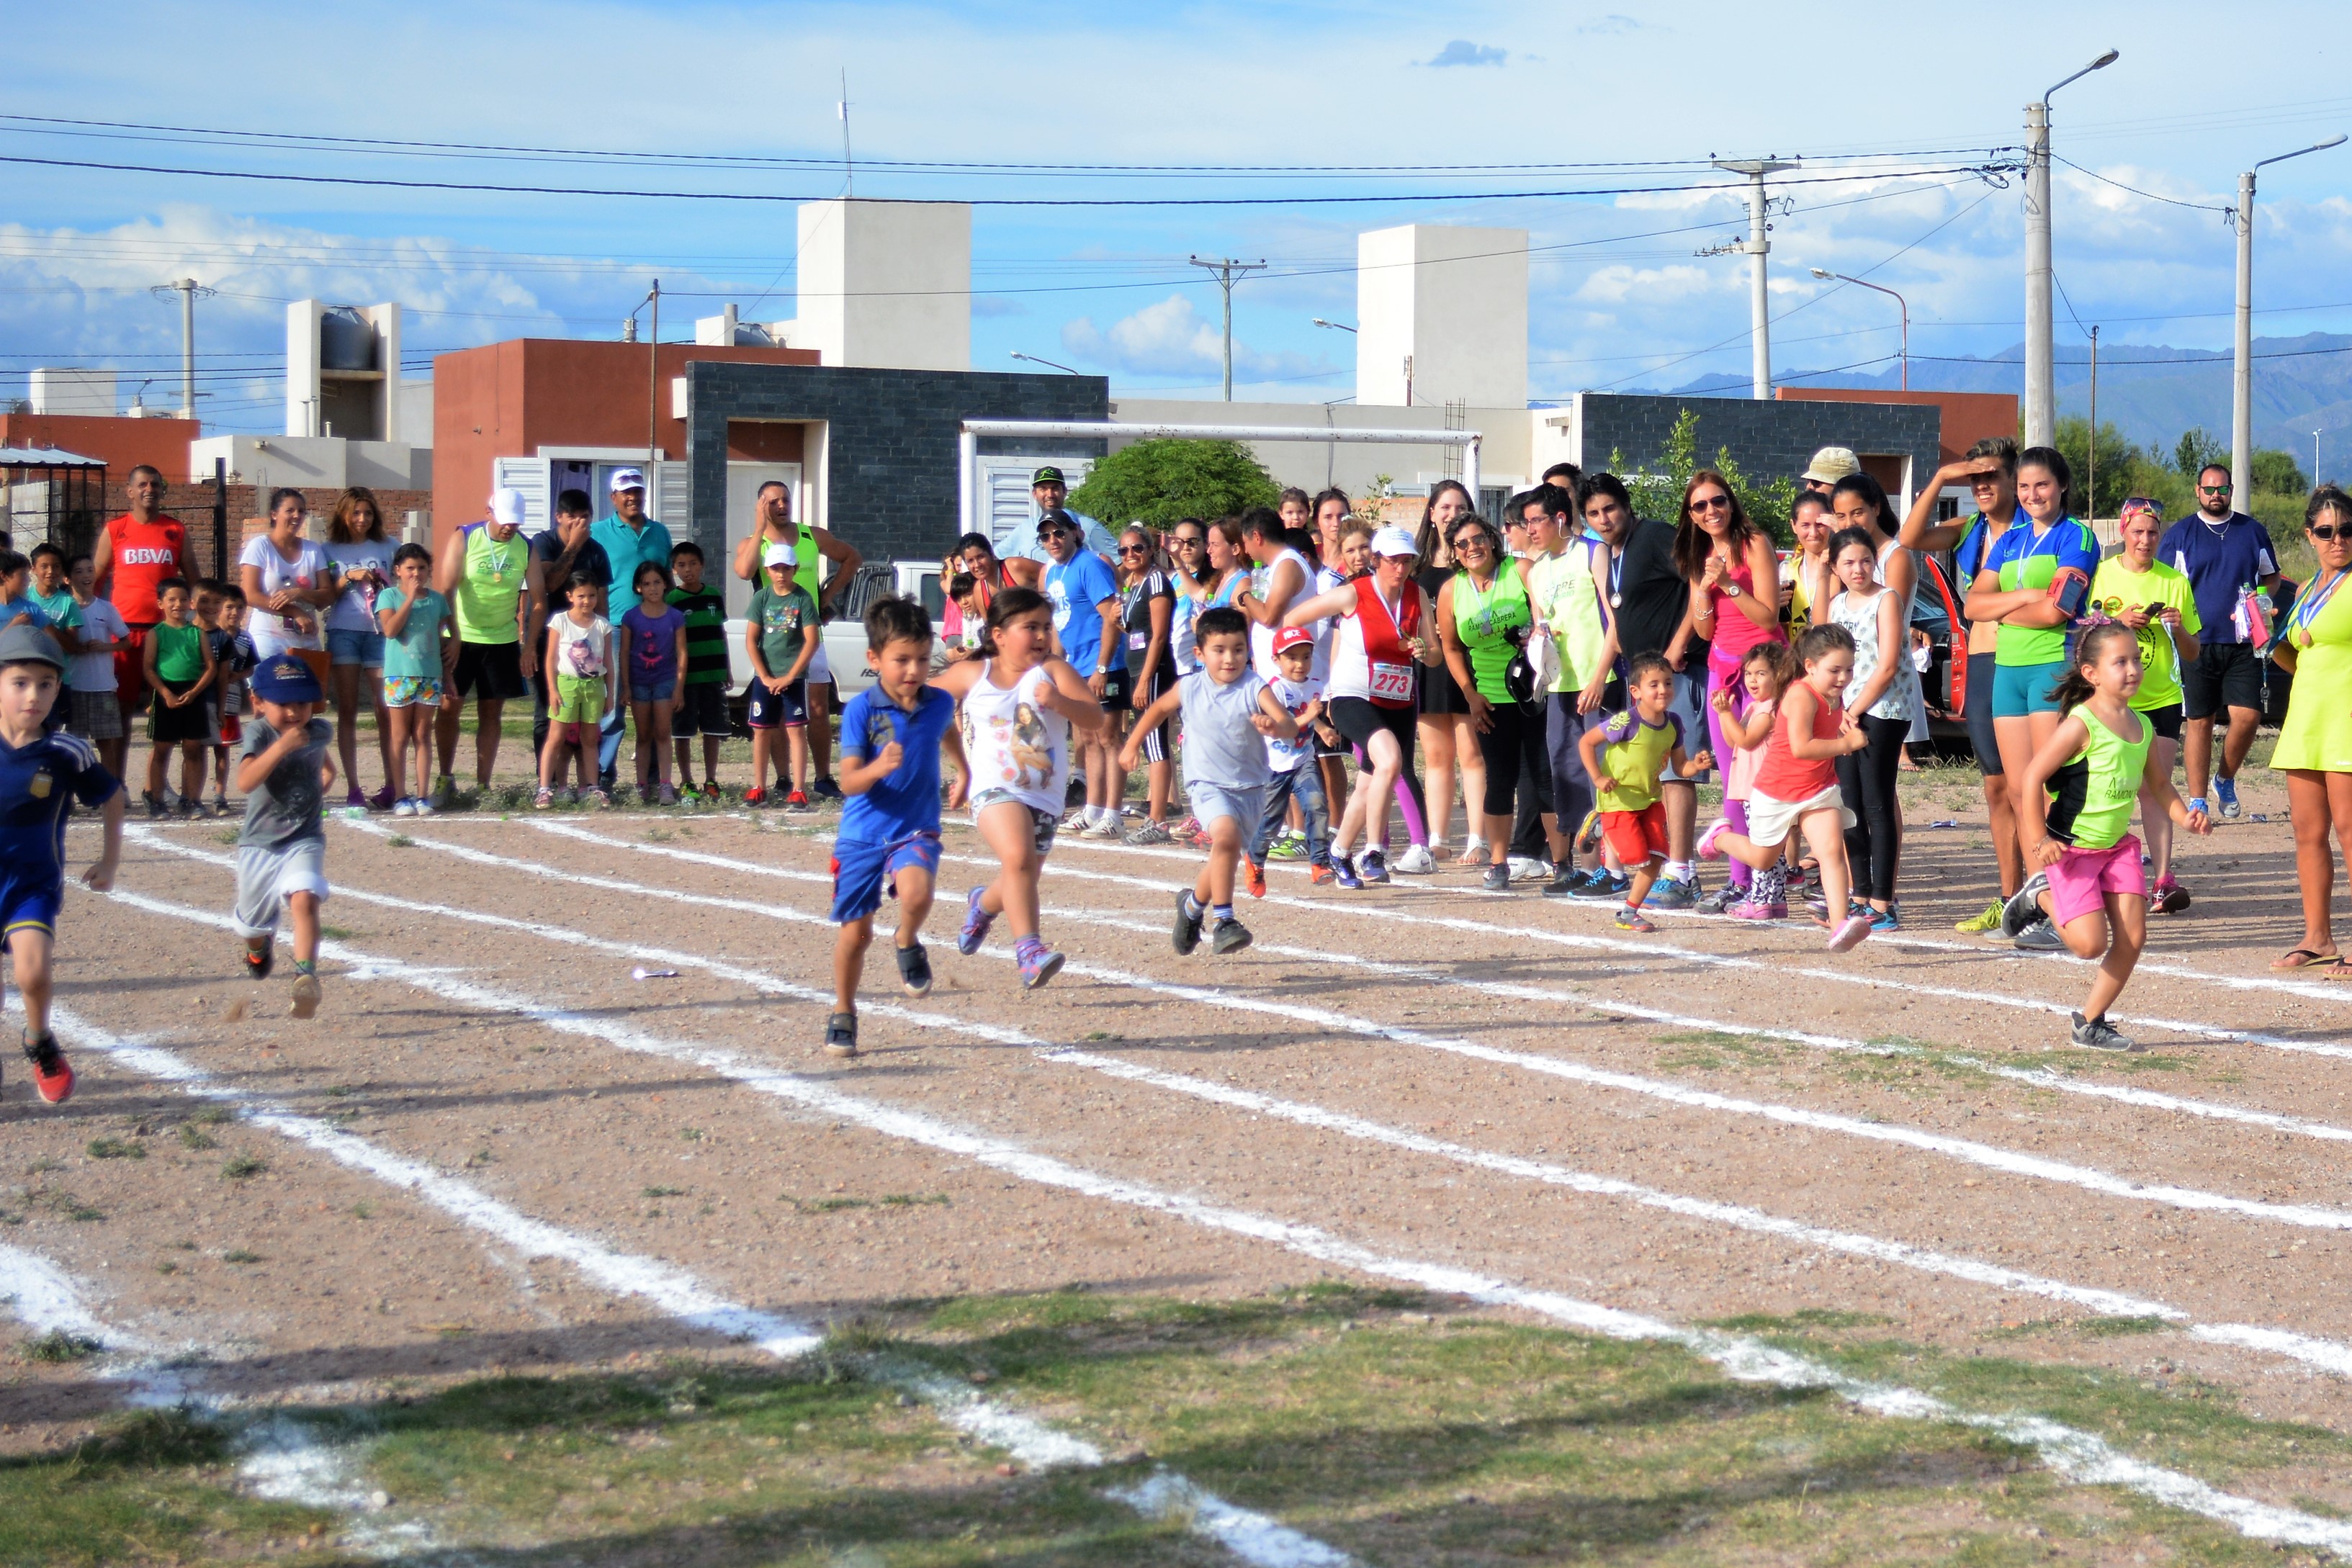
[320,924,355,940]
[1653,1030,1781,1073]
[190,1106,231,1125]
[680,1127,704,1143]
[385,832,414,847]
[176,1125,215,1151]
[21,1329,102,1364]
[84,1139,144,1161]
[2075,1315,2173,1338]
[220,1153,266,1180]
[0,1407,325,1565]
[642,1186,687,1199]
[787,1192,952,1214]
[220,1250,262,1265]
[211,828,238,845]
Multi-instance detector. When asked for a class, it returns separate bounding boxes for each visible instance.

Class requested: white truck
[721,560,948,710]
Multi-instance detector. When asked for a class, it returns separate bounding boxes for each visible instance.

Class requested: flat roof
[0,445,106,468]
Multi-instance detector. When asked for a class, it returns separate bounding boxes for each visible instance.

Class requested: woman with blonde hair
[323,486,400,806]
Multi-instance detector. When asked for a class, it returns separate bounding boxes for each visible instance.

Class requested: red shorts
[115,624,154,716]
[2046,833,2147,926]
[1600,803,1669,867]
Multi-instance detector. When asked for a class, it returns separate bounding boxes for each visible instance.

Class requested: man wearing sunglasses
[1040,515,1126,837]
[1002,467,1120,590]
[2159,465,2281,820]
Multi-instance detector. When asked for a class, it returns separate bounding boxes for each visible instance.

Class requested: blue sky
[6,0,2351,430]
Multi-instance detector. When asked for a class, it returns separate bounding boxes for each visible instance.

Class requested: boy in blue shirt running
[826,598,968,1058]
[0,623,125,1104]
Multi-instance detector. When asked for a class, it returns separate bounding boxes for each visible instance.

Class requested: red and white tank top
[1754,688,1841,801]
[1327,575,1422,709]
[105,513,188,626]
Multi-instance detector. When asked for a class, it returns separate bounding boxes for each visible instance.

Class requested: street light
[2024,47,2119,447]
[2232,133,2348,501]
[1810,269,1910,391]
[1311,317,1357,333]
[1010,351,1080,375]
[1713,157,1798,400]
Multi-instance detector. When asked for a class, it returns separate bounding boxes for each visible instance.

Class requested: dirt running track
[13,783,2352,1553]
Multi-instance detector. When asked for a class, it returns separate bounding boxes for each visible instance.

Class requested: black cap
[1031,466,1066,487]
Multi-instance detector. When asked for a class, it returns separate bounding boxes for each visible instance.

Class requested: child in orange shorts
[1578,653,1711,932]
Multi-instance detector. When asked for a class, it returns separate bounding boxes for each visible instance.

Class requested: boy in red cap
[1242,623,1334,894]
[0,622,124,1104]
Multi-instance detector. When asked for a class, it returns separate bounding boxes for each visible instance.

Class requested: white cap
[762,542,799,569]
[609,466,647,492]
[1370,525,1420,559]
[488,487,527,528]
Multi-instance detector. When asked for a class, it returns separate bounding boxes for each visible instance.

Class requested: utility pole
[150,277,215,421]
[2026,49,2119,449]
[2088,325,2099,519]
[1710,159,1796,400]
[1188,256,1265,402]
[647,279,660,474]
[838,71,853,197]
[2232,134,2346,502]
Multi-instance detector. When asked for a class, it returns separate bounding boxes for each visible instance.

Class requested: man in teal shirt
[588,467,673,790]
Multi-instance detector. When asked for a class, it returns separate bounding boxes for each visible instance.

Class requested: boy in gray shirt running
[235,654,336,1017]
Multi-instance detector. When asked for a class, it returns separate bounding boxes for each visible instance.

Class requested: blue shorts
[1185,780,1267,832]
[747,679,807,729]
[328,627,386,667]
[830,832,943,923]
[1992,659,2068,718]
[632,677,678,704]
[1,877,63,952]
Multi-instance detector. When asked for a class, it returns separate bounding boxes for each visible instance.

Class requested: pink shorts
[2045,834,2147,927]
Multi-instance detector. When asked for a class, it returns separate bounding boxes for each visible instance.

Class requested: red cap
[1272,626,1314,654]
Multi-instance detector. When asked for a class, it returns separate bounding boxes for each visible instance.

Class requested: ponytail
[2049,621,2137,712]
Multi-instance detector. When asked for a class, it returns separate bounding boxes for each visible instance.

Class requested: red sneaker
[1309,864,1337,886]
[742,786,768,806]
[23,1035,73,1106]
[1245,860,1266,899]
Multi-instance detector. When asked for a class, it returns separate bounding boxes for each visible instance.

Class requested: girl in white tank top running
[933,586,1111,991]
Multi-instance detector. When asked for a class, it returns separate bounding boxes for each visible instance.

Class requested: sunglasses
[2312,523,2350,542]
[1038,528,1073,540]
[2199,482,2232,493]
[1690,494,1732,513]
[1172,536,1203,547]
[1450,532,1489,550]
[1118,544,1152,556]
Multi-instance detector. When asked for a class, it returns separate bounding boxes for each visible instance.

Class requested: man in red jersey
[92,465,189,722]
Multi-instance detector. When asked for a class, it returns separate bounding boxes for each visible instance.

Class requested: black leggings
[1836,713,1910,902]
[1329,695,1429,822]
[1476,697,1553,819]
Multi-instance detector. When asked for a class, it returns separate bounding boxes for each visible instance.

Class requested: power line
[2049,153,2235,215]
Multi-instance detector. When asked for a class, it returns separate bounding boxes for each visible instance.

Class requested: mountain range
[1650,333,2352,469]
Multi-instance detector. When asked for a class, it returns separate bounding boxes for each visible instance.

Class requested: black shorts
[673,681,732,737]
[1965,651,2002,777]
[148,679,211,744]
[748,680,807,729]
[1097,665,1132,711]
[1329,695,1417,758]
[2183,641,2263,721]
[452,640,529,702]
[2141,703,2183,743]
[1417,657,1471,717]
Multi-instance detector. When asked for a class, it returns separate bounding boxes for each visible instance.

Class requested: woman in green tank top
[2011,622,2212,1051]
[1436,513,1558,890]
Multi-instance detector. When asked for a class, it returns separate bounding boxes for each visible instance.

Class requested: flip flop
[2270,947,2343,971]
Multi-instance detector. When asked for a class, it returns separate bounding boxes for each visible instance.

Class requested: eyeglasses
[2312,523,2350,542]
[2199,482,2232,493]
[1172,536,1203,548]
[1038,528,1072,541]
[1118,544,1151,556]
[1450,533,1489,551]
[1689,495,1732,513]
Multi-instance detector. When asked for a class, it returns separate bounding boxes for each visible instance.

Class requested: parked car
[723,562,902,710]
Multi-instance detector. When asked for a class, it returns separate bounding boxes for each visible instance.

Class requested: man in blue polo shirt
[1041,513,1125,839]
[588,468,673,793]
[2159,464,2280,819]
[1001,467,1119,590]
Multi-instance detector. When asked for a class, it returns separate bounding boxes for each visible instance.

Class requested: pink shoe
[1697,817,1730,861]
[1728,900,1787,921]
[1826,912,1874,952]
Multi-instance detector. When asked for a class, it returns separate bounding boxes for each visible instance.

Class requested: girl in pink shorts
[2001,622,2211,1050]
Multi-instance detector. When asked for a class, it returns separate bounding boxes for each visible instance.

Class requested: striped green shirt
[668,588,730,686]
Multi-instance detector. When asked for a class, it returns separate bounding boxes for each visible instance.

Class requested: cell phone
[2145,603,2169,618]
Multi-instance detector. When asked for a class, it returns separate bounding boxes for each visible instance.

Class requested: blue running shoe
[1017,940,1065,989]
[1357,849,1391,885]
[1868,906,1900,932]
[1573,872,1630,900]
[1643,876,1698,910]
[2216,776,2242,819]
[1332,857,1363,891]
[957,886,995,956]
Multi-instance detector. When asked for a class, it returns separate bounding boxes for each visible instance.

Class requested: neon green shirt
[2088,557,2201,711]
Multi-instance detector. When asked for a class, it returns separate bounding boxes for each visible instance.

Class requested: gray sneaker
[1123,821,1173,846]
[2000,872,2052,937]
[1481,863,1512,893]
[2070,1011,2138,1052]
[2014,920,2068,952]
[1172,891,1203,956]
[1209,917,1253,955]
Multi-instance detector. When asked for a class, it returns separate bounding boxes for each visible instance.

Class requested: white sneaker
[1507,855,1548,882]
[1082,814,1122,840]
[1393,843,1436,875]
[392,797,418,818]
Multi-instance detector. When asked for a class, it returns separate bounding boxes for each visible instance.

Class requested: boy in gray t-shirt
[234,654,336,1018]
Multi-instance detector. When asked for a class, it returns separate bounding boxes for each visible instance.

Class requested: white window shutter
[653,461,691,531]
[492,456,549,536]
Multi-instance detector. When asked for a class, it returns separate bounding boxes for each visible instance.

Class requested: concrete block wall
[1578,393,1939,498]
[683,363,1108,564]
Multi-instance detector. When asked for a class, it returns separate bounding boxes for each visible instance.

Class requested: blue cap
[251,654,323,705]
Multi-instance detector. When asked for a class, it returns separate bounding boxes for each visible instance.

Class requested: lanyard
[2288,565,2351,640]
[1606,542,1627,608]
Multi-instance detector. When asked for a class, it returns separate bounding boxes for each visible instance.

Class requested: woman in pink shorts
[2001,622,2211,1050]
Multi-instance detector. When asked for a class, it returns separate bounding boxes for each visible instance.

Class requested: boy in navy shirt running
[826,598,968,1058]
[0,623,125,1104]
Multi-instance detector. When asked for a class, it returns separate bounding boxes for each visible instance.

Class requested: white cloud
[1424,39,1507,66]
[1059,294,1321,382]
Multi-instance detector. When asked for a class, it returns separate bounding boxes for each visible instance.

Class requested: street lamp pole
[1010,351,1081,375]
[2025,48,2119,449]
[2232,134,2347,502]
[1810,269,1909,390]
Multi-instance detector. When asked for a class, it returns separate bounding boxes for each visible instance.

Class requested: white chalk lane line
[530,819,2352,1149]
[134,825,2352,1386]
[37,978,1352,1568]
[400,823,2352,1234]
[66,876,2352,1559]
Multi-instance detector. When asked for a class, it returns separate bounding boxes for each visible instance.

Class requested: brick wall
[27,481,434,582]
[681,363,1110,564]
[1579,393,1941,497]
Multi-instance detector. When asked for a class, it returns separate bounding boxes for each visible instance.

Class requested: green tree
[1065,438,1278,528]
[2052,415,2140,519]
[2252,447,2308,497]
[2173,426,2227,479]
[1604,407,1799,544]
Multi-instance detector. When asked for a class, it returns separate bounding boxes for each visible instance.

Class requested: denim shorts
[328,627,386,667]
[633,677,678,704]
